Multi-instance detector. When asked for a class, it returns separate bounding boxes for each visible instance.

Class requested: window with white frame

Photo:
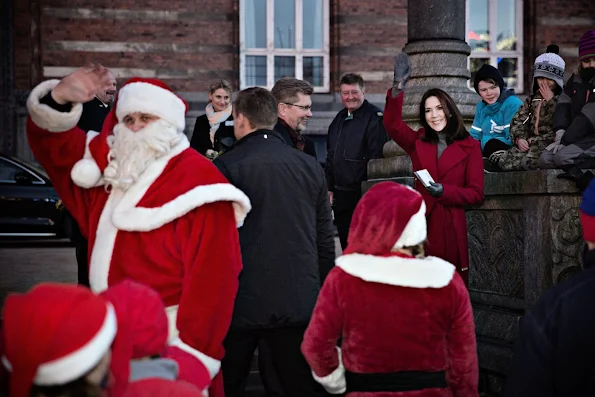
[466,0,524,93]
[239,0,330,92]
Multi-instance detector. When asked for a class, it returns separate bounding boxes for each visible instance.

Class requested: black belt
[345,370,447,393]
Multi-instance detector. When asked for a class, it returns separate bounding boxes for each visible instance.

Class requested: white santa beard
[104,119,182,191]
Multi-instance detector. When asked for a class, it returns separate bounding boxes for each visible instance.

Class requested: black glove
[392,53,411,97]
[426,182,443,197]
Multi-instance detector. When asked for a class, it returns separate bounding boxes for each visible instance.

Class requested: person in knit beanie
[538,29,595,191]
[503,177,595,396]
[470,64,523,172]
[495,45,564,171]
[301,181,478,396]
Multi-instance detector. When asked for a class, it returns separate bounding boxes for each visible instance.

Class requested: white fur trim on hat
[26,79,83,133]
[169,337,220,380]
[393,200,427,249]
[116,82,186,132]
[336,253,456,288]
[2,303,117,386]
[71,131,105,189]
[311,347,346,394]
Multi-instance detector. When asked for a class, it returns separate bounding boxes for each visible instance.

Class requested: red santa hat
[1,283,117,397]
[99,279,169,397]
[70,78,189,189]
[343,181,426,256]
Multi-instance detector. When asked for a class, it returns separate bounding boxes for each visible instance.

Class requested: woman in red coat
[301,182,478,396]
[383,53,485,285]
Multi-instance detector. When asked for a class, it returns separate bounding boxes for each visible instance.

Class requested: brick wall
[525,0,593,91]
[13,0,238,92]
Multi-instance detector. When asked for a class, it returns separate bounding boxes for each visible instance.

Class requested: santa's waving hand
[25,65,251,397]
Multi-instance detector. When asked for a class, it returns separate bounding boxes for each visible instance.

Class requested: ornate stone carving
[550,196,583,284]
[467,210,524,298]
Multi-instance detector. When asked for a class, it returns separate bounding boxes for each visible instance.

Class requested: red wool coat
[383,90,485,285]
[25,80,251,397]
[301,253,479,397]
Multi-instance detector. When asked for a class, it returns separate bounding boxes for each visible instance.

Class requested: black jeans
[333,189,362,250]
[222,326,331,397]
[482,138,510,158]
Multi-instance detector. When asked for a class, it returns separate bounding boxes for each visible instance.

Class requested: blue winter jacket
[471,89,523,150]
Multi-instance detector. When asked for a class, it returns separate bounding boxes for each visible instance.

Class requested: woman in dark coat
[190,79,235,159]
[383,53,485,286]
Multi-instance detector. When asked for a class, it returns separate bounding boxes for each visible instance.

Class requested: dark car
[0,153,74,239]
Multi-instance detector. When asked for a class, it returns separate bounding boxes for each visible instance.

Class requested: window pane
[303,0,323,49]
[303,57,323,86]
[496,0,517,50]
[274,0,295,48]
[245,0,266,48]
[470,58,490,86]
[0,160,20,181]
[275,56,295,82]
[245,56,267,86]
[498,57,518,89]
[468,0,489,52]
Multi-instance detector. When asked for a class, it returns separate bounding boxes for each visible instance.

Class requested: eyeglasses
[283,102,312,111]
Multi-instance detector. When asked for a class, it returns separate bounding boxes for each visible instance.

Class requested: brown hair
[419,88,469,144]
[209,79,232,96]
[271,77,314,104]
[339,73,365,91]
[233,87,278,130]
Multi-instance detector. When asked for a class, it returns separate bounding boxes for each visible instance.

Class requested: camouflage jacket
[509,92,559,144]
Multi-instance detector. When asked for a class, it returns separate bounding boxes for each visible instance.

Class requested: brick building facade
[1,0,593,159]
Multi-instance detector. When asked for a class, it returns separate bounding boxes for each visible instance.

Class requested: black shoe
[577,171,595,191]
[557,166,584,181]
[483,158,501,173]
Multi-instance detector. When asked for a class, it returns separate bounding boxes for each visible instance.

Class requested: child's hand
[538,80,554,102]
[517,138,530,152]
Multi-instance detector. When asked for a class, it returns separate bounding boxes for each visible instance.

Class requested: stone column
[0,0,16,155]
[378,0,479,162]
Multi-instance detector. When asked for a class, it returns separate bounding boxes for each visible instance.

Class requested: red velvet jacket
[301,253,479,397]
[383,90,485,284]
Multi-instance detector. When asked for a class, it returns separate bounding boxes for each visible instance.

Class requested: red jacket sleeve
[25,80,93,236]
[446,274,479,397]
[301,269,344,377]
[383,88,422,154]
[170,201,242,381]
[439,140,485,207]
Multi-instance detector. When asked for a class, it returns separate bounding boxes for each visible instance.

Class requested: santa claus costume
[25,75,251,396]
[1,283,117,397]
[301,182,478,397]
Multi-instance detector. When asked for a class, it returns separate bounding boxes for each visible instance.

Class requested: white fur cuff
[311,347,346,394]
[26,79,83,132]
[169,337,221,380]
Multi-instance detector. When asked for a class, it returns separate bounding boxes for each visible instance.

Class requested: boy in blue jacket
[471,64,523,172]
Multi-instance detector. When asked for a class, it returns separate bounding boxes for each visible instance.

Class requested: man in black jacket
[326,73,388,249]
[271,77,317,158]
[214,87,335,397]
[72,67,117,286]
[503,178,595,396]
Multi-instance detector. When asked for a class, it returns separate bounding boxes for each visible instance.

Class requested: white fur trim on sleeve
[311,347,346,394]
[112,183,252,231]
[169,337,221,380]
[26,79,83,132]
[336,254,456,288]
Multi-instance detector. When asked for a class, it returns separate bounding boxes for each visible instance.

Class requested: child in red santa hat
[0,283,117,397]
[301,181,478,396]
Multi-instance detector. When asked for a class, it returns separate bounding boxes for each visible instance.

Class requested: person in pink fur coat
[301,181,479,396]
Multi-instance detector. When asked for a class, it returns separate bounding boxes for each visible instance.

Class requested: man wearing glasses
[326,73,389,250]
[271,77,318,158]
